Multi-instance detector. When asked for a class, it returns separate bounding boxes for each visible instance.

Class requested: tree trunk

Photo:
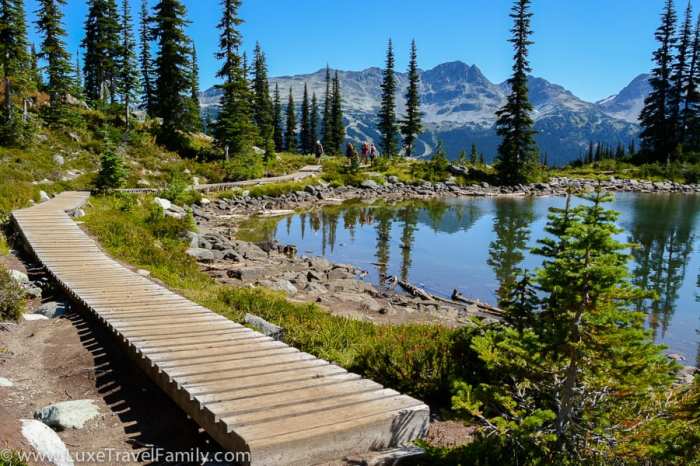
[4,77,12,119]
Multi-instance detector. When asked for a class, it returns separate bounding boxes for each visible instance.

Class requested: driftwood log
[396,279,503,317]
[451,289,503,315]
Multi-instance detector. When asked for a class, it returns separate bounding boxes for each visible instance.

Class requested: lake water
[243,193,700,363]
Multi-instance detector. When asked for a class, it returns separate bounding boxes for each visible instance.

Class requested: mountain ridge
[200,61,648,165]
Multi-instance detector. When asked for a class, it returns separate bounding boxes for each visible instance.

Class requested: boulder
[360,179,380,190]
[307,269,326,282]
[186,248,215,263]
[271,279,298,295]
[9,269,29,285]
[0,377,13,387]
[24,284,43,299]
[23,313,49,321]
[227,267,268,281]
[307,256,333,271]
[186,231,199,248]
[328,268,354,280]
[335,292,383,312]
[35,301,69,319]
[244,313,284,341]
[69,208,85,218]
[39,191,51,202]
[52,154,65,166]
[164,210,185,220]
[34,399,100,430]
[137,269,151,277]
[21,419,74,466]
[154,197,172,210]
[387,175,400,184]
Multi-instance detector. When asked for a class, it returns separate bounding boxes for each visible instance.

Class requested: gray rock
[387,175,400,184]
[0,377,13,387]
[154,197,172,210]
[307,256,333,271]
[304,282,328,295]
[335,292,383,312]
[21,419,74,466]
[164,210,185,220]
[328,268,354,280]
[307,269,326,282]
[23,313,49,321]
[271,279,298,295]
[244,313,284,341]
[69,208,85,218]
[24,284,43,299]
[676,365,698,385]
[9,269,29,285]
[34,399,100,430]
[186,231,199,248]
[35,301,69,319]
[227,267,268,281]
[39,191,51,202]
[137,269,151,277]
[360,179,380,190]
[53,154,65,166]
[186,248,215,263]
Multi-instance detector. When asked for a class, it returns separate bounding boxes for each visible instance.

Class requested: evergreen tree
[470,143,478,164]
[252,42,273,148]
[284,87,296,153]
[670,1,694,146]
[82,0,120,104]
[213,0,257,155]
[683,13,700,150]
[458,149,467,165]
[300,83,312,154]
[186,42,202,131]
[495,0,539,185]
[73,49,83,98]
[272,82,283,151]
[310,91,319,148]
[35,0,73,124]
[586,140,594,164]
[479,152,486,165]
[640,0,677,163]
[330,71,344,154]
[96,144,127,190]
[401,39,422,158]
[151,0,195,143]
[453,190,674,461]
[138,0,154,115]
[322,65,333,153]
[0,0,33,144]
[118,0,139,129]
[377,38,398,157]
[30,43,42,90]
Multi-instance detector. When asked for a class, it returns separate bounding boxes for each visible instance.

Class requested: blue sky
[25,0,696,102]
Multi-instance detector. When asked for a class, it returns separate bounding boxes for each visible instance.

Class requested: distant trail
[11,191,429,465]
[118,165,323,194]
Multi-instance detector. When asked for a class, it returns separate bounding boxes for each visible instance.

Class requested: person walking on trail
[314,140,324,162]
[346,143,357,159]
[369,143,378,163]
[361,142,370,164]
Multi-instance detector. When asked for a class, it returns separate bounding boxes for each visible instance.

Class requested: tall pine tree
[272,82,283,151]
[682,12,700,150]
[322,65,335,153]
[0,0,32,144]
[285,87,296,153]
[310,91,319,148]
[669,1,694,148]
[35,0,73,124]
[82,0,120,104]
[401,39,422,158]
[300,83,311,154]
[330,71,344,154]
[188,41,202,131]
[118,0,140,129]
[252,42,273,149]
[640,0,677,163]
[377,39,398,157]
[214,0,257,155]
[495,0,538,185]
[151,0,194,144]
[138,0,154,115]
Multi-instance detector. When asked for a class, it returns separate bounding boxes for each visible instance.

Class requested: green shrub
[222,153,265,181]
[160,173,201,206]
[95,146,128,191]
[0,265,26,321]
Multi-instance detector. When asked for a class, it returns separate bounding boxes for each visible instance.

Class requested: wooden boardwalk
[11,192,429,466]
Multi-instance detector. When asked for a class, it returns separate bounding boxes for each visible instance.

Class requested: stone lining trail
[11,192,429,466]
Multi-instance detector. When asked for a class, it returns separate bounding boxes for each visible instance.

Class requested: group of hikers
[312,140,379,165]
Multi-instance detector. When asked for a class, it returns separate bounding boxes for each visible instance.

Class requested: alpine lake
[238,192,700,364]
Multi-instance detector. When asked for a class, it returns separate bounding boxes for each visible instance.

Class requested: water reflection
[626,195,700,339]
[487,199,535,305]
[241,194,700,357]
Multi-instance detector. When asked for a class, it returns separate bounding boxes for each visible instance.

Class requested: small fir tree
[285,88,297,153]
[377,38,398,157]
[401,39,422,157]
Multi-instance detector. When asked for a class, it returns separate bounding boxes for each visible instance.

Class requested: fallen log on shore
[396,279,503,317]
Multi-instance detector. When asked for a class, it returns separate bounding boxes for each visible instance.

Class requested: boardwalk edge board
[11,192,430,465]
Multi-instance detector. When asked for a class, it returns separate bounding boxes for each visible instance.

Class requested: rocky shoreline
[181,175,699,328]
[191,176,700,219]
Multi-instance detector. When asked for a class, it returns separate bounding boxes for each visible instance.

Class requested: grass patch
[0,451,28,466]
[0,232,9,256]
[0,264,26,321]
[82,194,483,404]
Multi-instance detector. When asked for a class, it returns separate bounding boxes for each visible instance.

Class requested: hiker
[361,142,370,164]
[369,143,378,163]
[314,140,324,162]
[346,142,357,159]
